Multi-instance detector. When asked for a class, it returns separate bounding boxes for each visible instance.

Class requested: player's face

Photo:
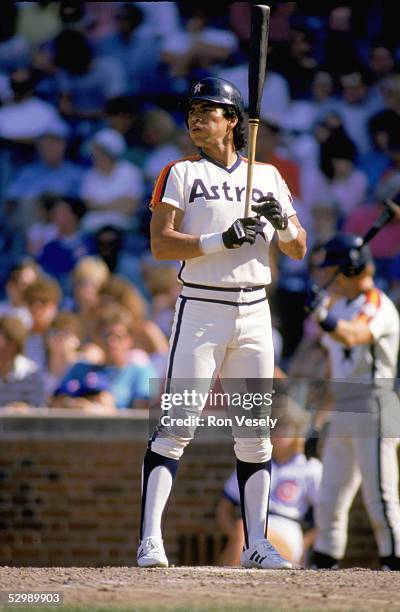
[187,101,236,148]
[324,266,355,296]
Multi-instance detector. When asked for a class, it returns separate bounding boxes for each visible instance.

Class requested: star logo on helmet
[193,83,203,93]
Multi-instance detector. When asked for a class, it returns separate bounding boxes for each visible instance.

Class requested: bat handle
[244,119,259,217]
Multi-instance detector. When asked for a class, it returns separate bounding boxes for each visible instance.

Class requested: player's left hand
[252,194,288,230]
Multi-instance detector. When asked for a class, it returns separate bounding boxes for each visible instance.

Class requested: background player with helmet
[217,397,322,567]
[137,76,307,570]
[306,233,400,571]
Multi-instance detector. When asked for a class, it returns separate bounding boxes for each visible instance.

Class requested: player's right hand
[222,217,260,249]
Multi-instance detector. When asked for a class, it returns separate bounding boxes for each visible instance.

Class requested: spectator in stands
[53,304,157,409]
[271,27,318,100]
[80,127,144,232]
[0,1,30,74]
[0,67,61,142]
[23,276,61,369]
[332,70,383,156]
[141,257,181,339]
[82,2,119,45]
[161,4,239,80]
[53,28,125,127]
[43,310,83,399]
[366,39,396,89]
[4,118,85,233]
[98,274,169,360]
[95,3,162,97]
[322,5,360,81]
[104,95,140,150]
[16,0,62,49]
[140,108,182,187]
[0,258,41,328]
[94,225,147,295]
[216,39,291,128]
[256,115,302,200]
[216,398,322,566]
[302,123,368,218]
[358,110,397,197]
[68,256,110,344]
[37,196,94,296]
[0,315,45,409]
[286,71,336,140]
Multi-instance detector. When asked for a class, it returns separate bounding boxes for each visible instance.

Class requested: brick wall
[0,410,388,567]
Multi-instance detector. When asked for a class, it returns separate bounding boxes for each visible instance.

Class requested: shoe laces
[257,539,285,559]
[143,536,163,553]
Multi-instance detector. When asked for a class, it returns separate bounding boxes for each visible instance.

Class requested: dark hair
[0,0,17,43]
[54,29,92,75]
[105,95,138,117]
[223,106,246,151]
[117,3,143,28]
[54,196,87,220]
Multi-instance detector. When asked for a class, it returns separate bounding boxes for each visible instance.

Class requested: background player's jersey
[223,454,322,523]
[322,287,399,381]
[151,153,296,287]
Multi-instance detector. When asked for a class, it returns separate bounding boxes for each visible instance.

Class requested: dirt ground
[1,567,400,612]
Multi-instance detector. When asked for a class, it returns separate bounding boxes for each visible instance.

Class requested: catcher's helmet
[185,77,245,116]
[313,233,373,277]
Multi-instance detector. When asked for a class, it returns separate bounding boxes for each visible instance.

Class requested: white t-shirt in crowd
[0,97,61,140]
[80,159,144,231]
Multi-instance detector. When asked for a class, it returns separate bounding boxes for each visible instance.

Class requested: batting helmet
[184,77,245,116]
[313,233,373,277]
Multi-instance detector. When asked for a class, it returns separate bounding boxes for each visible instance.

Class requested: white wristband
[277,220,298,243]
[199,232,224,255]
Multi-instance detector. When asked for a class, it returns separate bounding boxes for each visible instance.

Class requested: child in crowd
[44,310,83,399]
[53,304,157,410]
[0,258,42,328]
[216,398,322,566]
[23,275,61,369]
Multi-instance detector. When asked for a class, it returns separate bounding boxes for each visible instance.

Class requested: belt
[180,283,267,306]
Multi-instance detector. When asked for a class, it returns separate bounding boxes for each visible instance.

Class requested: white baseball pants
[150,286,274,463]
[315,395,400,559]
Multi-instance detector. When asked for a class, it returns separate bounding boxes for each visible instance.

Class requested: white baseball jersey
[321,287,400,381]
[151,153,296,287]
[223,454,322,523]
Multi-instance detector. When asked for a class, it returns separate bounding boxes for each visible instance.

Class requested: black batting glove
[252,194,288,230]
[222,217,259,249]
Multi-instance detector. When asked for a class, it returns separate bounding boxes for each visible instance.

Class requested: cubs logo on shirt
[275,479,301,505]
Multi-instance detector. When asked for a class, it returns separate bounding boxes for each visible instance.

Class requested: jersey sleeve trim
[150,155,201,208]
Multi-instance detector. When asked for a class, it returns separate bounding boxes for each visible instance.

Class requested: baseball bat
[321,197,400,291]
[244,4,270,217]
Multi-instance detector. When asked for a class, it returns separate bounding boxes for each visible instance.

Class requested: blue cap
[54,369,111,397]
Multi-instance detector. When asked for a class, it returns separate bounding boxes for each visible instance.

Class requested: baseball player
[137,77,307,569]
[306,234,400,570]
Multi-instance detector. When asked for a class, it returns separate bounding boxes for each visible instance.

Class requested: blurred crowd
[1,1,400,412]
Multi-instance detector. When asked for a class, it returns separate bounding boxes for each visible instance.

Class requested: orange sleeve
[355,288,381,324]
[150,155,201,209]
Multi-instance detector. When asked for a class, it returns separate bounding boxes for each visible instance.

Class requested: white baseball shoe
[241,539,292,570]
[137,536,169,568]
